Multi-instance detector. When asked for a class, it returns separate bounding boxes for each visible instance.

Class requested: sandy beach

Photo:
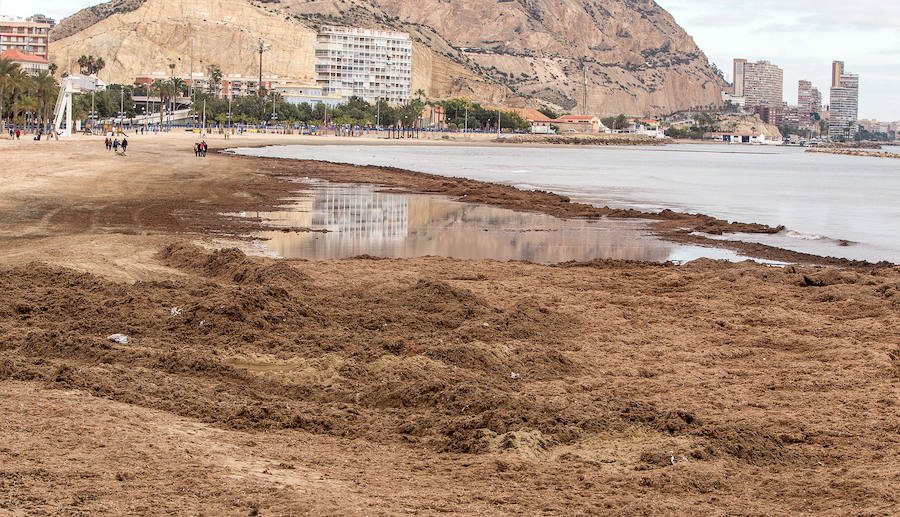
[1,132,898,515]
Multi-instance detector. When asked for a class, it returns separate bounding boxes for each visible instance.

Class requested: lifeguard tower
[52,75,106,137]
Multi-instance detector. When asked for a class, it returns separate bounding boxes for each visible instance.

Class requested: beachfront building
[135,72,339,106]
[135,72,273,99]
[828,61,859,141]
[555,115,605,133]
[733,59,783,109]
[707,132,775,145]
[0,48,49,75]
[273,80,342,108]
[315,26,412,105]
[485,107,554,133]
[0,15,50,60]
[419,104,446,129]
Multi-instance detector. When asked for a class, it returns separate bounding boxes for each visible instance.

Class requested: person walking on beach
[121,137,128,154]
[15,129,20,140]
[112,138,120,152]
[201,140,208,157]
[194,142,200,157]
[105,137,111,150]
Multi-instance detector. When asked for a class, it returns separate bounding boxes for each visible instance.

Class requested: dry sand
[0,132,898,515]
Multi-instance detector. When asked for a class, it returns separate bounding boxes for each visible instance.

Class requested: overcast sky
[7,0,899,120]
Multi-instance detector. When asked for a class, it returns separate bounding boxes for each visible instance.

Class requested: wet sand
[1,133,898,515]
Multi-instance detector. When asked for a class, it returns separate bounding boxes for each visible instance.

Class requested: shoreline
[1,133,898,514]
[220,147,896,269]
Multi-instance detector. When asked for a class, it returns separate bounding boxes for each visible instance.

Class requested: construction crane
[52,74,106,137]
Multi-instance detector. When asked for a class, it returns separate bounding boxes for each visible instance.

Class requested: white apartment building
[315,26,411,105]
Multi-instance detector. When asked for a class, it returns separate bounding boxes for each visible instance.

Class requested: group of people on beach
[105,136,128,154]
[194,141,208,157]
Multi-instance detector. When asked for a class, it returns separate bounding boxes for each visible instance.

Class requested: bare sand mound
[2,244,899,514]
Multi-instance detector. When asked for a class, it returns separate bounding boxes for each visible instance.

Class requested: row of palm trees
[0,58,60,132]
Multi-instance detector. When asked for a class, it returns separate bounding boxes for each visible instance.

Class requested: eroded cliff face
[50,0,724,115]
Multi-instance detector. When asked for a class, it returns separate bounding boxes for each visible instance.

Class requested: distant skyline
[4,0,899,120]
[658,0,900,120]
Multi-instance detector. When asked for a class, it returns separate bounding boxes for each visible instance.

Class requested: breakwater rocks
[819,141,883,149]
[496,134,664,146]
[806,148,900,159]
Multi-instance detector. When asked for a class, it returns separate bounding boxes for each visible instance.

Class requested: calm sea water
[233,143,900,263]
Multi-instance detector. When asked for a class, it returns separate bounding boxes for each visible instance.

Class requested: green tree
[6,68,32,124]
[397,99,425,127]
[0,57,21,128]
[206,65,223,95]
[32,71,58,132]
[150,79,168,126]
[538,107,558,119]
[602,114,629,130]
[77,55,105,75]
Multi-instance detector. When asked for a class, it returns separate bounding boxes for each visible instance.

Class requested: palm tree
[48,63,58,76]
[206,65,223,96]
[16,95,38,131]
[172,77,187,97]
[150,79,168,127]
[77,55,105,75]
[7,69,32,127]
[0,57,21,130]
[415,88,426,101]
[32,72,58,133]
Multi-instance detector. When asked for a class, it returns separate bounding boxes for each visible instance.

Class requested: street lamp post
[464,99,468,134]
[118,86,125,131]
[90,90,97,132]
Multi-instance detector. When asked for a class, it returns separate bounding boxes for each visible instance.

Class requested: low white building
[273,80,342,108]
[721,92,746,107]
[707,131,776,144]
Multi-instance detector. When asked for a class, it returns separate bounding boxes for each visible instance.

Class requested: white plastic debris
[482,322,490,327]
[170,307,182,317]
[510,372,520,379]
[107,333,130,345]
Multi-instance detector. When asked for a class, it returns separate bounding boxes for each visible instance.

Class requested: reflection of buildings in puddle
[259,183,676,263]
[314,186,408,239]
[263,185,410,260]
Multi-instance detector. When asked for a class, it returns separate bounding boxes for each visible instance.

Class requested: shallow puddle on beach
[234,180,762,264]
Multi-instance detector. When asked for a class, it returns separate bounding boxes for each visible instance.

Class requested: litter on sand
[107,333,130,345]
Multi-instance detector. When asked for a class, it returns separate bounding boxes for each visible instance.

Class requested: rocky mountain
[49,0,725,115]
